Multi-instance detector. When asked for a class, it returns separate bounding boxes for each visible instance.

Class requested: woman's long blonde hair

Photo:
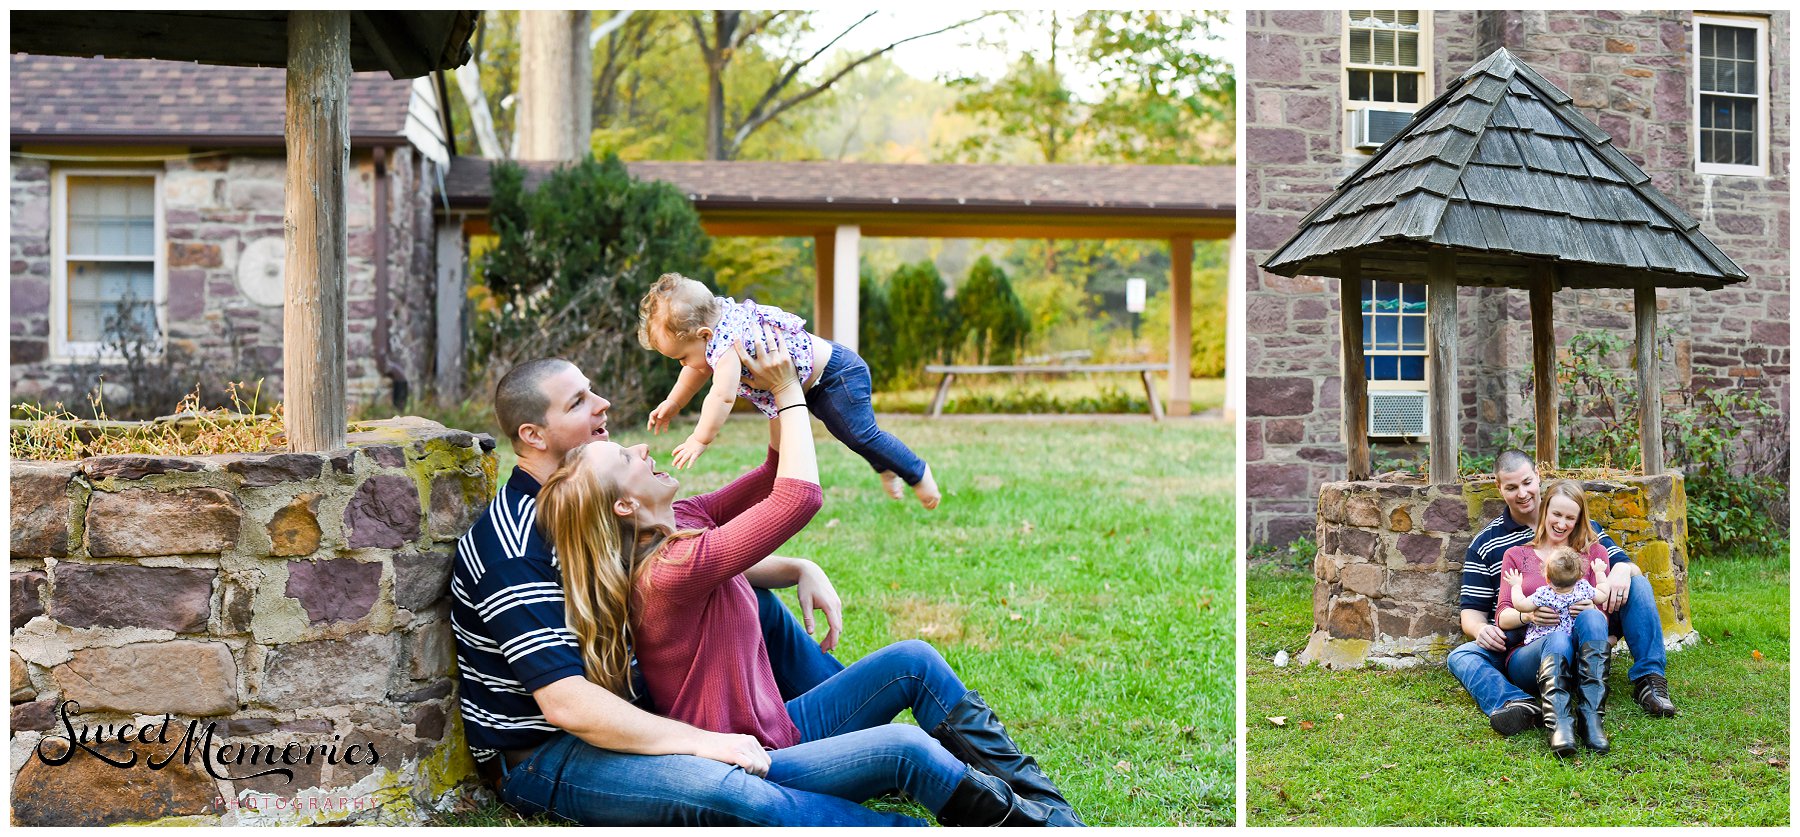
[537,443,695,699]
[1532,479,1594,554]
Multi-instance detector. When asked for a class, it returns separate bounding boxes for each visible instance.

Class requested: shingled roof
[443,157,1234,218]
[10,54,416,146]
[1263,48,1747,290]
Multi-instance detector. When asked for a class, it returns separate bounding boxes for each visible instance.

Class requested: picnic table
[922,362,1171,420]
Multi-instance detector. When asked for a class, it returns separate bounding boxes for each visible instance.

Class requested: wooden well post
[1426,248,1458,483]
[1339,254,1369,480]
[284,11,351,452]
[1636,285,1663,474]
[1529,262,1558,467]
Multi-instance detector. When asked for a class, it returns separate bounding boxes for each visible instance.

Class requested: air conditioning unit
[1351,108,1412,150]
[1369,391,1428,438]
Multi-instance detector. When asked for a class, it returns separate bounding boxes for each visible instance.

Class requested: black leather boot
[1576,640,1610,753]
[929,690,1084,826]
[935,767,1058,827]
[1536,653,1578,757]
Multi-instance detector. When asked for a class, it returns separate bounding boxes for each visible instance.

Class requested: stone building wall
[9,418,495,826]
[9,147,445,413]
[1246,10,1790,545]
[1302,472,1691,669]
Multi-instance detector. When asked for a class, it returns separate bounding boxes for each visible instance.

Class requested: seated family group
[450,274,1079,826]
[1448,450,1679,755]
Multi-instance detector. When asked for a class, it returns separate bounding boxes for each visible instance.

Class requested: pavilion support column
[1223,228,1245,422]
[1169,236,1194,416]
[1636,285,1663,475]
[832,224,861,353]
[813,230,836,340]
[1529,264,1558,468]
[1340,255,1369,480]
[284,11,350,453]
[1427,249,1459,484]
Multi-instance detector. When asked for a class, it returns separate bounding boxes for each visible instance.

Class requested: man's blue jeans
[498,588,923,825]
[767,639,973,814]
[806,341,928,485]
[1449,575,1668,715]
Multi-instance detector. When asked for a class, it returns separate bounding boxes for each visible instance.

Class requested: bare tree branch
[588,9,634,50]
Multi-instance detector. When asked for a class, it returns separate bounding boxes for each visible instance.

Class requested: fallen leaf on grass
[1266,716,1287,726]
[1114,760,1133,773]
[1021,520,1034,534]
[1197,596,1212,611]
[1500,776,1512,784]
[1769,758,1787,769]
[1333,713,1345,721]
[1299,720,1315,731]
[1008,612,1024,622]
[1067,555,1081,563]
[1258,620,1270,627]
[1752,650,1764,661]
[1380,764,1397,770]
[825,518,839,528]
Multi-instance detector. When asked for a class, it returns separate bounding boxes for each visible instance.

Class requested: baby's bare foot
[879,471,905,500]
[912,466,940,510]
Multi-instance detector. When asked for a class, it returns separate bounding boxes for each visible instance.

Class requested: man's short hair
[495,358,575,446]
[1494,448,1536,477]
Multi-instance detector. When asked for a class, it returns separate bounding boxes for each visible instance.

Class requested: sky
[796,8,1242,97]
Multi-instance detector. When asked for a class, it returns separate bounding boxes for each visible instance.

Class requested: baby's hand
[672,437,709,470]
[1501,568,1523,589]
[648,399,679,435]
[1591,558,1609,579]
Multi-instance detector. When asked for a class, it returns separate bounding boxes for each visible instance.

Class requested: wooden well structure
[1261,48,1745,666]
[1263,47,1747,481]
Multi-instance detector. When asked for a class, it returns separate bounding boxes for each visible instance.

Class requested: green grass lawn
[435,414,1236,826]
[1245,547,1791,826]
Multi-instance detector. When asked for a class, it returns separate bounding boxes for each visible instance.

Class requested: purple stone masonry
[8,418,496,825]
[1299,473,1693,669]
[1245,10,1790,546]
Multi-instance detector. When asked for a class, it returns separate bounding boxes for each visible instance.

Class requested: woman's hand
[691,730,770,777]
[795,560,844,652]
[736,323,800,398]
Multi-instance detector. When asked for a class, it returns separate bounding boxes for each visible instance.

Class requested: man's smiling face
[535,366,611,458]
[1496,462,1540,523]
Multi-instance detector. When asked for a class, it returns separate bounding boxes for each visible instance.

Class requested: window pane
[1350,29,1372,65]
[1375,72,1395,102]
[1375,314,1398,349]
[1402,316,1424,351]
[1399,355,1426,381]
[1402,282,1426,308]
[1397,31,1418,67]
[67,176,156,257]
[1374,29,1395,65]
[66,261,155,343]
[1735,132,1753,166]
[1350,69,1370,101]
[1397,73,1419,103]
[1369,355,1399,380]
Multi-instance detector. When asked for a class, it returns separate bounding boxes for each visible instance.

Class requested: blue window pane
[1363,314,1373,349]
[1402,316,1425,351]
[1400,355,1426,380]
[1368,355,1399,380]
[1375,314,1398,350]
[1403,282,1426,305]
[1362,279,1377,312]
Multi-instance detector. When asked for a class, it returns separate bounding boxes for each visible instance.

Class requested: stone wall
[1245,10,1790,545]
[9,418,496,826]
[9,147,444,412]
[1301,472,1693,669]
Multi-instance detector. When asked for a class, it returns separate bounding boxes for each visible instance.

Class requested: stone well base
[1299,472,1693,670]
[10,418,496,826]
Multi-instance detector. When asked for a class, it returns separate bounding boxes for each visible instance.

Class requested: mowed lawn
[446,413,1236,826]
[1245,549,1790,826]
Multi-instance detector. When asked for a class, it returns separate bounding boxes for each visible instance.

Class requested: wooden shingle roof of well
[1263,48,1747,291]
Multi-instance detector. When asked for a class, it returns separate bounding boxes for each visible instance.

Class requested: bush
[857,270,899,391]
[885,260,953,377]
[470,154,710,418]
[952,256,1030,364]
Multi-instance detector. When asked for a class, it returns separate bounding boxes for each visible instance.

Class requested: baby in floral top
[1503,546,1612,648]
[637,273,940,509]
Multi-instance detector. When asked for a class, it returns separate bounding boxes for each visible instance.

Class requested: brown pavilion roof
[1262,48,1748,291]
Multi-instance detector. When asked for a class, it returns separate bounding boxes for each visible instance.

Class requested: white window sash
[1343,11,1435,151]
[1692,13,1769,177]
[50,168,167,361]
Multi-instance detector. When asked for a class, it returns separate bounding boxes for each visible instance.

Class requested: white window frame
[1362,279,1428,396]
[1692,13,1769,177]
[1342,10,1434,155]
[49,167,167,361]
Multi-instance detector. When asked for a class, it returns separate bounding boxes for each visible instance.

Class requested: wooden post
[434,222,466,406]
[285,11,350,453]
[1427,249,1459,484]
[1529,263,1558,468]
[1169,236,1194,416]
[813,231,835,339]
[832,224,861,353]
[1636,285,1663,474]
[1340,255,1370,479]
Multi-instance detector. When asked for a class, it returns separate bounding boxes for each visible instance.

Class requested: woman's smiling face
[1541,494,1581,545]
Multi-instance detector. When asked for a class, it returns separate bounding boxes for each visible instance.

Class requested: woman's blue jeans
[766,639,974,814]
[807,342,928,485]
[1503,609,1611,694]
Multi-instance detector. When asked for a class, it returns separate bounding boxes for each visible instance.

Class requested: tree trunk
[519,10,590,161]
[702,12,739,160]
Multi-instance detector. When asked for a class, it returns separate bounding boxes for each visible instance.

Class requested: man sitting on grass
[450,358,922,826]
[1445,449,1678,735]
